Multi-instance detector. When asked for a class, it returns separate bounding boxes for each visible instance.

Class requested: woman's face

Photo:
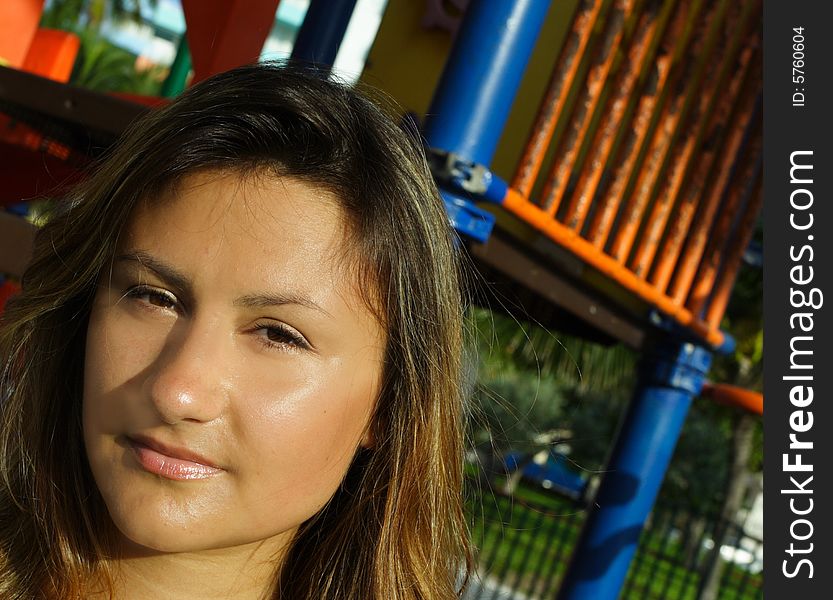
[83,170,384,554]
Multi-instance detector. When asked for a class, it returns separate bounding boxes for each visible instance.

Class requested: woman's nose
[144,319,230,424]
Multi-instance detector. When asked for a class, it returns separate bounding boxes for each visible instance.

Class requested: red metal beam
[182,0,281,83]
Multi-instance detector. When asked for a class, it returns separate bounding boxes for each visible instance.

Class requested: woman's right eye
[124,285,178,311]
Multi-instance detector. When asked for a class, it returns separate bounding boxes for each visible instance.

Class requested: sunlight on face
[83,170,384,554]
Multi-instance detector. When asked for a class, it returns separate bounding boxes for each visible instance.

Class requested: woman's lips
[127,436,223,480]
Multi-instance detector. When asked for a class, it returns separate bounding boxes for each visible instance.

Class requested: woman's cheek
[235,359,375,491]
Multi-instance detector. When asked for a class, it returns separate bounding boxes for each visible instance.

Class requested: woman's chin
[110,511,296,558]
[113,522,210,556]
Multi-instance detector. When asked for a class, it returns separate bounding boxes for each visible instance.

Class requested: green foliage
[468,308,638,494]
[472,307,638,391]
[42,0,157,31]
[557,386,629,473]
[41,0,166,95]
[469,307,610,459]
[70,29,165,94]
[660,402,734,513]
[41,0,87,30]
[712,258,764,390]
[470,363,566,454]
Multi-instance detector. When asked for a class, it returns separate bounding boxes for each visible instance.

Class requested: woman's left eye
[124,285,178,311]
[252,322,311,351]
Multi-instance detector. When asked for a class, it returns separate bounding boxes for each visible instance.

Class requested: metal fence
[464,490,763,599]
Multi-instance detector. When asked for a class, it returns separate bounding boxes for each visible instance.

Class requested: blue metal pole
[290,0,359,70]
[423,0,552,165]
[422,0,551,241]
[557,339,713,600]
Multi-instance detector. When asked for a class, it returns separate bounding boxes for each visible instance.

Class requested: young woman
[0,63,472,599]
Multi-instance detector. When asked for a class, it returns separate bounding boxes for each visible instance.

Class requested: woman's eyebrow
[115,251,192,295]
[115,251,330,316]
[234,293,331,317]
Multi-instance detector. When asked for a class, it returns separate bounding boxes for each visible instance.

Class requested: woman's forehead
[124,172,345,289]
[137,169,344,238]
[118,169,385,334]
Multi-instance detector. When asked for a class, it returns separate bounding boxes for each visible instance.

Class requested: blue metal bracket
[439,190,495,243]
[648,309,736,355]
[427,148,508,204]
[427,148,504,242]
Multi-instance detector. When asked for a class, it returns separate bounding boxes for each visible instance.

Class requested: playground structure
[0,1,763,598]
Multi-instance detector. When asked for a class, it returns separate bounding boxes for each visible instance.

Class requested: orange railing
[701,382,763,415]
[500,0,762,348]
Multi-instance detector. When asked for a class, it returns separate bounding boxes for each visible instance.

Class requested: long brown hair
[0,63,472,599]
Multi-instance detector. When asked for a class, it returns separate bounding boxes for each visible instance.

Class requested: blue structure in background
[420,1,721,598]
[422,0,550,242]
[291,0,359,71]
[557,340,712,599]
[504,450,587,501]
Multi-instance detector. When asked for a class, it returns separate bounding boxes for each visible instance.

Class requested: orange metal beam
[566,0,676,236]
[543,0,640,224]
[559,0,647,232]
[1,29,80,160]
[502,187,724,347]
[607,0,732,263]
[0,0,42,68]
[668,84,762,306]
[511,0,593,198]
[21,29,80,82]
[632,12,760,281]
[701,382,763,415]
[533,0,617,216]
[586,0,700,250]
[494,0,763,349]
[688,94,762,317]
[706,172,762,329]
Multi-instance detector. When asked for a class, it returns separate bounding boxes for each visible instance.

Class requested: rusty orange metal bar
[494,0,763,349]
[701,382,763,415]
[512,0,606,199]
[706,172,762,329]
[628,50,753,278]
[688,101,762,317]
[648,9,762,291]
[570,0,677,236]
[535,0,618,216]
[630,10,760,280]
[669,86,762,306]
[607,0,732,263]
[694,154,761,320]
[586,0,700,249]
[502,187,724,347]
[546,0,641,226]
[685,152,757,317]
